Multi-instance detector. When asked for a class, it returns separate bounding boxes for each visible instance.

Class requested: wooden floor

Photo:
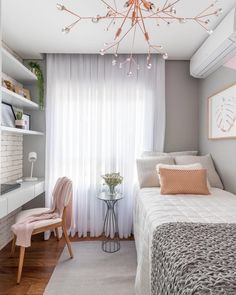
[0,234,133,295]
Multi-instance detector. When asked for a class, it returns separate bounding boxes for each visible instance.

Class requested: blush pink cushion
[159,168,210,195]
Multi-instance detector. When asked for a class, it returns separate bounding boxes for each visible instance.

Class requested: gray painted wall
[23,59,46,179]
[199,66,236,193]
[23,59,46,208]
[165,61,199,152]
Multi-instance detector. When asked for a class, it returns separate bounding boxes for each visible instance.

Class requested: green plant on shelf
[16,111,23,120]
[28,61,44,110]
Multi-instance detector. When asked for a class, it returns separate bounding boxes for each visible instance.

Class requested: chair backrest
[52,177,73,212]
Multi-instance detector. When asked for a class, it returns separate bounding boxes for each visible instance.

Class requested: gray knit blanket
[151,223,236,295]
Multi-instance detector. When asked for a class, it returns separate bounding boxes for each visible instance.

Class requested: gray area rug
[44,241,136,295]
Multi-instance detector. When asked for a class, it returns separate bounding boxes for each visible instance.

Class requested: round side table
[97,192,123,253]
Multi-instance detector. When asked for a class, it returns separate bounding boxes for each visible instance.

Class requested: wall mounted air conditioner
[190,7,236,78]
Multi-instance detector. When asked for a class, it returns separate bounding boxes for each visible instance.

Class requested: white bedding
[134,187,236,295]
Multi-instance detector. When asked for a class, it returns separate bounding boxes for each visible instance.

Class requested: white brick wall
[1,132,23,183]
[0,132,23,249]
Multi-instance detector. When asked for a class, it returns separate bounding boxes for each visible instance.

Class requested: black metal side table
[97,192,123,253]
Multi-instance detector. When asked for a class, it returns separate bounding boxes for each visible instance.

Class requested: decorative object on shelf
[15,111,25,129]
[14,86,31,100]
[23,88,31,100]
[1,102,16,127]
[22,113,31,130]
[102,172,123,195]
[3,79,13,91]
[208,83,236,139]
[25,152,38,182]
[28,62,44,110]
[57,1,222,75]
[14,85,25,96]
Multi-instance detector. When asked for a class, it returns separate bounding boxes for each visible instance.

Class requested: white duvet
[134,187,236,295]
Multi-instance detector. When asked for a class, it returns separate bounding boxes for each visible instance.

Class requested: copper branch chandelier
[57,0,222,75]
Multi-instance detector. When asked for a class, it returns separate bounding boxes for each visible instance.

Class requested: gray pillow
[169,151,198,156]
[141,151,167,157]
[175,154,223,189]
[136,156,175,188]
[141,150,198,157]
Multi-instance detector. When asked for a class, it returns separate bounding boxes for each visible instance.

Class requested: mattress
[134,187,236,295]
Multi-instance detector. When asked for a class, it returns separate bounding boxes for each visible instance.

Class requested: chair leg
[62,224,73,259]
[17,247,25,284]
[11,235,16,257]
[55,228,60,241]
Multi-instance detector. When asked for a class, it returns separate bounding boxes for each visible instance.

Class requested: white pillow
[141,150,198,158]
[156,163,211,189]
[141,151,167,157]
[174,154,223,189]
[136,156,175,188]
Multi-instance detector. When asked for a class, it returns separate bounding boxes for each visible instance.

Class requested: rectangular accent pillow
[141,151,198,158]
[156,163,211,189]
[174,154,223,189]
[159,168,210,195]
[156,163,202,173]
[136,156,175,188]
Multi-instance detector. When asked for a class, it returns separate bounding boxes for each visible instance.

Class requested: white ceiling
[2,0,236,59]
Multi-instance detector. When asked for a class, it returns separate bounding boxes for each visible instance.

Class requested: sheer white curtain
[45,54,165,238]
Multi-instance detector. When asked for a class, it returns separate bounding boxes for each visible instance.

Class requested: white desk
[0,179,45,219]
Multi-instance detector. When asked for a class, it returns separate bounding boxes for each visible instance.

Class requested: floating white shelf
[1,126,44,136]
[2,48,37,83]
[1,87,39,110]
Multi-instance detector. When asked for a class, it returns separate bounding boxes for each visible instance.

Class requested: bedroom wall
[199,65,236,194]
[165,61,199,152]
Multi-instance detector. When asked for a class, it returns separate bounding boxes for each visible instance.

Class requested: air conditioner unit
[190,7,236,78]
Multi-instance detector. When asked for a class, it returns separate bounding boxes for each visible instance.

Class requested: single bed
[134,187,236,295]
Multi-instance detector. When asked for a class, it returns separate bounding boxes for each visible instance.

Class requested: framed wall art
[208,83,236,139]
[1,102,16,127]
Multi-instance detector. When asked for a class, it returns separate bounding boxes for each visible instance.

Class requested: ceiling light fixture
[57,1,222,75]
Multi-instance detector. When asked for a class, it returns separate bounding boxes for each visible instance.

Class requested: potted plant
[15,111,25,129]
[102,172,123,195]
[28,62,44,110]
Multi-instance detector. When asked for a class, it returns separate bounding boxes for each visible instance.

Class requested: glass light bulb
[62,27,70,34]
[179,18,186,24]
[92,15,100,23]
[150,3,156,10]
[56,4,65,10]
[147,63,152,69]
[170,7,176,14]
[127,71,133,77]
[162,53,168,60]
[112,59,117,66]
[99,49,105,56]
[124,1,129,8]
